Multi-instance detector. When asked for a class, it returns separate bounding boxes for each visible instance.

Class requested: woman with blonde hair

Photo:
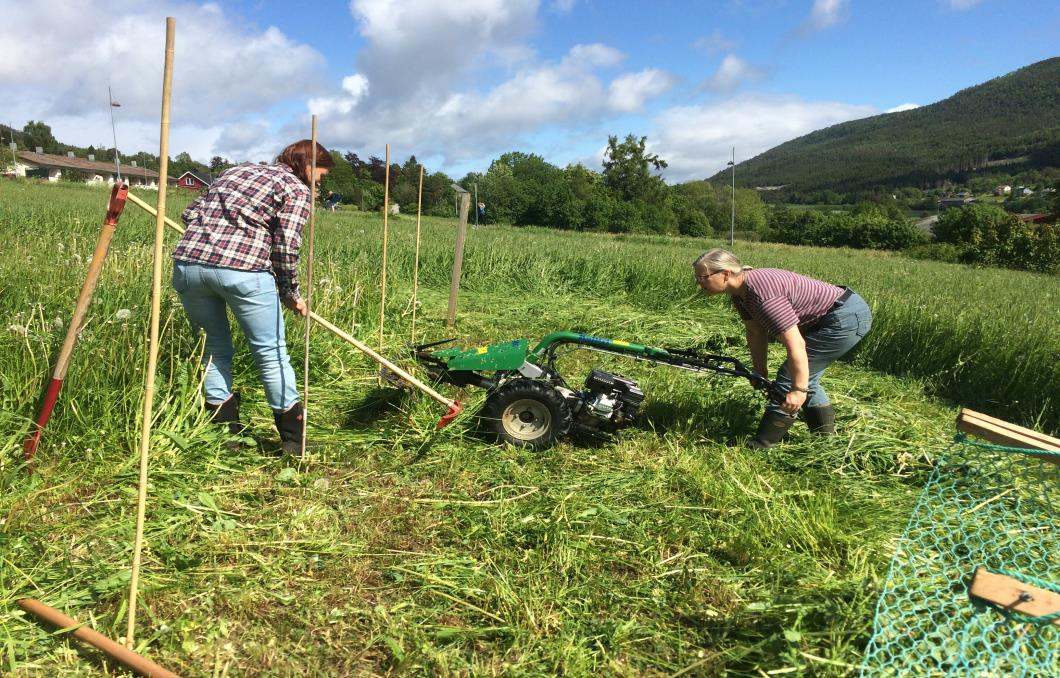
[693,249,872,448]
[172,140,334,452]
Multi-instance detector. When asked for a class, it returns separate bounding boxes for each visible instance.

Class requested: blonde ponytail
[693,249,750,275]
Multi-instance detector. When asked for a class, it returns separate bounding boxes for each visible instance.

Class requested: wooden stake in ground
[301,115,318,459]
[18,598,180,678]
[446,187,471,328]
[379,144,390,353]
[127,15,174,650]
[411,165,424,345]
[22,183,129,464]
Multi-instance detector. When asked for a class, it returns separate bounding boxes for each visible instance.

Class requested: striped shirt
[173,162,310,298]
[732,269,843,336]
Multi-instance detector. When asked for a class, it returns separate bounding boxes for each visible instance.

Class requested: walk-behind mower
[413,331,783,450]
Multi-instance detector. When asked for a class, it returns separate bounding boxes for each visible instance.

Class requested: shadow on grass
[341,387,410,429]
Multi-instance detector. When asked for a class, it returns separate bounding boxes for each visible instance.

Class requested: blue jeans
[172,261,299,411]
[769,292,872,414]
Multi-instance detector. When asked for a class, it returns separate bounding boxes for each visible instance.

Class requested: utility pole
[109,86,122,181]
[727,146,735,247]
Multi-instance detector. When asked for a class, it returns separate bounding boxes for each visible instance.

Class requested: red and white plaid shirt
[173,162,310,299]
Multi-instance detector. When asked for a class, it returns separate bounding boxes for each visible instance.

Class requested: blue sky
[2,0,1057,181]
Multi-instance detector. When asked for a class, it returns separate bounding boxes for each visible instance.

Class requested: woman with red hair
[172,140,334,453]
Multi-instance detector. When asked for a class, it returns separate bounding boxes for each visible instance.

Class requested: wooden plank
[957,408,1060,466]
[968,567,1060,626]
[961,409,1060,449]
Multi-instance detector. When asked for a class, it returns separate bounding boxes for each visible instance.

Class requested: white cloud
[550,0,577,13]
[315,7,676,168]
[886,102,920,113]
[608,70,679,112]
[649,94,876,182]
[947,0,983,9]
[702,54,766,91]
[806,0,849,30]
[350,0,539,102]
[308,74,370,117]
[0,0,326,161]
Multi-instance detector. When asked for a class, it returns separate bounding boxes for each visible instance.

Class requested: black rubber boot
[273,402,305,455]
[804,404,836,435]
[205,393,244,435]
[745,410,796,449]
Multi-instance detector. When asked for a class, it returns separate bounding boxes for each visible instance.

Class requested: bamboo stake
[18,598,180,678]
[446,192,470,327]
[23,183,129,463]
[301,116,318,459]
[127,16,174,650]
[124,196,463,430]
[379,144,390,353]
[411,165,424,346]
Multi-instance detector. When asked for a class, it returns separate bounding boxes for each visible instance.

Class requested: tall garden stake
[127,15,174,650]
[22,182,129,465]
[379,144,390,354]
[301,115,318,458]
[411,165,424,346]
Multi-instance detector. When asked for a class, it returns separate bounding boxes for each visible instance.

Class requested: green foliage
[719,57,1060,193]
[934,203,1060,273]
[769,205,927,250]
[22,120,58,153]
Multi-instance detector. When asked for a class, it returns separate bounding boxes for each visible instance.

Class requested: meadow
[0,180,1057,676]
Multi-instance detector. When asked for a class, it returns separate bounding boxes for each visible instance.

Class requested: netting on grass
[860,436,1059,677]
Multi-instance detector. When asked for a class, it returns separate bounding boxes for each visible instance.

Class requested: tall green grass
[0,180,1051,675]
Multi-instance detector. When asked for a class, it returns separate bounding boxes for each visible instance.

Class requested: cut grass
[0,180,1052,675]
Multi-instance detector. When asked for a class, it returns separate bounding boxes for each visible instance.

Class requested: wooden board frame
[968,567,1060,626]
[956,408,1060,466]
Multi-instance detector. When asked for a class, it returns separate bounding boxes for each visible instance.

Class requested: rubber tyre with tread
[481,379,572,451]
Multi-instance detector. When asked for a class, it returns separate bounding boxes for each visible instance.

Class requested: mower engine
[573,369,645,434]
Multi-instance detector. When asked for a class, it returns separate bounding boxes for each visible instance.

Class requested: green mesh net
[860,436,1059,677]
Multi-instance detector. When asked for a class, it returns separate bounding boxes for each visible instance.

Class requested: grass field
[0,180,1057,676]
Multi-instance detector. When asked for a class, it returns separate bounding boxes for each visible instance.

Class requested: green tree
[602,134,667,203]
[319,151,360,208]
[23,120,58,153]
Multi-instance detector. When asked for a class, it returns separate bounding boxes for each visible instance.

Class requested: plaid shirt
[173,162,310,299]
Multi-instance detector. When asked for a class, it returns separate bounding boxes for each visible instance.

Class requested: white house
[8,148,170,188]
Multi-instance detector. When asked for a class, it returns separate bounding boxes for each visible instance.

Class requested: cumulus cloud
[805,0,849,31]
[0,0,325,161]
[649,94,876,182]
[350,0,539,103]
[609,70,679,112]
[702,54,767,91]
[886,102,920,113]
[315,1,677,168]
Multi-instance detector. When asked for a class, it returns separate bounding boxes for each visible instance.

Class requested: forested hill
[713,57,1060,193]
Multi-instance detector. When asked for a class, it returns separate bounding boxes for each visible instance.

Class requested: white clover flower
[115,308,132,321]
[53,317,64,329]
[8,324,28,337]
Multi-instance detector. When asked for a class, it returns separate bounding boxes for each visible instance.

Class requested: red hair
[276,140,335,186]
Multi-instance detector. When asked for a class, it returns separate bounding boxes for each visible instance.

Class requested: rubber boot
[745,410,796,449]
[804,404,836,435]
[206,391,244,432]
[273,402,305,455]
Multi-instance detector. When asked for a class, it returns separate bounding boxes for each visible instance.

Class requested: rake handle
[308,311,454,408]
[17,598,180,678]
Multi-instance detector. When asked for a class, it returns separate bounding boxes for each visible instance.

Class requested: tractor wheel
[481,380,572,451]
